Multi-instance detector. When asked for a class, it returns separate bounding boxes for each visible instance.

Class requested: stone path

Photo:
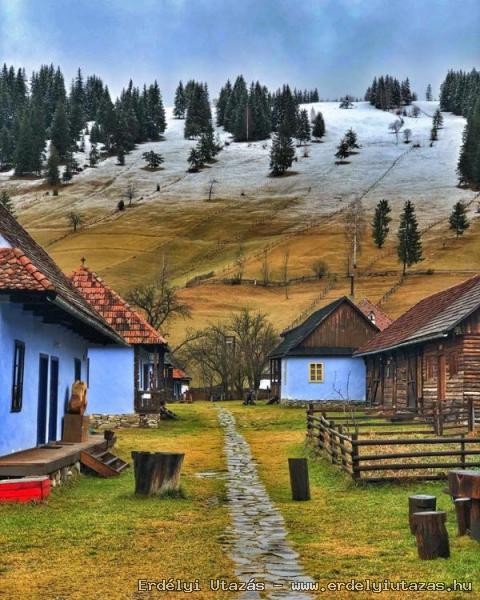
[217,408,314,599]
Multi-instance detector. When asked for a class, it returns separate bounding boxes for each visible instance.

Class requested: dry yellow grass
[14,186,480,348]
[0,404,236,600]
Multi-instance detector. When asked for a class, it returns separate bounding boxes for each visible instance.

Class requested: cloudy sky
[0,0,478,102]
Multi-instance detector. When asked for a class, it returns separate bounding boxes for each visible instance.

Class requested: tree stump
[454,498,471,536]
[288,458,310,501]
[412,511,450,560]
[131,452,184,496]
[448,469,480,541]
[408,495,436,534]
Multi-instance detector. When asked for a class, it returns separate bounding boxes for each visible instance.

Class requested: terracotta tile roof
[173,368,191,381]
[0,205,124,344]
[0,248,55,291]
[357,298,393,331]
[70,265,167,346]
[356,275,480,356]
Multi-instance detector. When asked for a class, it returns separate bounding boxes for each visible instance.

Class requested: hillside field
[1,100,478,349]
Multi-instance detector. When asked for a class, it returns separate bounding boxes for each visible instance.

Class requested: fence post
[460,434,466,469]
[351,432,360,482]
[306,403,314,440]
[339,425,348,469]
[330,420,336,463]
[468,398,475,433]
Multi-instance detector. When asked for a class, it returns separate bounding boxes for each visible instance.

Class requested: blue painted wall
[281,356,366,402]
[0,302,88,457]
[87,346,134,414]
[87,346,151,414]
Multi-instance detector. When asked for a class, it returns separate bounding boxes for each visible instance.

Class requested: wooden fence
[306,404,480,483]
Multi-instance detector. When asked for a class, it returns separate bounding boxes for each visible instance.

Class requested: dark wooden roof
[0,205,125,345]
[356,275,480,356]
[70,265,167,346]
[270,296,380,359]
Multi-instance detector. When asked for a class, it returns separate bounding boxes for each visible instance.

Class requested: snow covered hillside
[3,101,476,225]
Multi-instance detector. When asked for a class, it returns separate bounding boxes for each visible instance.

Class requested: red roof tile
[173,368,191,381]
[0,248,55,291]
[357,298,393,332]
[70,266,166,346]
[356,275,480,356]
[0,205,123,344]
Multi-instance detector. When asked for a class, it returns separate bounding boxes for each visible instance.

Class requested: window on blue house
[309,362,324,383]
[74,358,82,381]
[11,341,25,412]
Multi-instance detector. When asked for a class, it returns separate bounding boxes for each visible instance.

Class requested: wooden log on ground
[288,458,310,501]
[131,451,184,496]
[413,511,450,560]
[454,498,471,536]
[408,495,436,534]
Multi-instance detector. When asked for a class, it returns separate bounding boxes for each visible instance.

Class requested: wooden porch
[134,389,171,413]
[0,435,112,478]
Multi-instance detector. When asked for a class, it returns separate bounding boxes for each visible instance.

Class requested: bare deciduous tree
[179,308,277,399]
[127,255,191,331]
[68,211,83,233]
[123,182,137,207]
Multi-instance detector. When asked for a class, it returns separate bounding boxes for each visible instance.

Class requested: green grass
[2,401,479,599]
[0,403,234,600]
[225,402,480,599]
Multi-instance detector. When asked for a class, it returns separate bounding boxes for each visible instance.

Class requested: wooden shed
[355,275,480,413]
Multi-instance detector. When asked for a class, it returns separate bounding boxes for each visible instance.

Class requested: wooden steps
[80,449,129,478]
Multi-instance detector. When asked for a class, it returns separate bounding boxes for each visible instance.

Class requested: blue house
[0,205,125,458]
[269,297,390,403]
[71,264,169,414]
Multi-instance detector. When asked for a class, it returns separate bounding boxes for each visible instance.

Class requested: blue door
[48,358,59,442]
[37,355,49,446]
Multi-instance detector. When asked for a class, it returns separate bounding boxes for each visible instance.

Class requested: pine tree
[0,190,15,216]
[216,80,232,127]
[449,202,469,237]
[142,150,164,169]
[46,145,60,186]
[430,125,438,142]
[50,101,70,160]
[457,97,480,188]
[173,81,186,119]
[426,84,433,101]
[198,125,216,162]
[296,109,311,145]
[335,138,350,160]
[345,128,359,149]
[397,200,422,274]
[372,199,391,248]
[89,122,102,144]
[269,133,295,176]
[433,109,444,129]
[116,147,125,165]
[187,147,203,172]
[312,112,325,140]
[89,144,100,167]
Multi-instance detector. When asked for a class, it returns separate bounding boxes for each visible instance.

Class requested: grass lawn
[2,401,479,599]
[226,402,480,599]
[0,403,235,600]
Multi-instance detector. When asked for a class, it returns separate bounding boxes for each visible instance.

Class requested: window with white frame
[309,362,324,383]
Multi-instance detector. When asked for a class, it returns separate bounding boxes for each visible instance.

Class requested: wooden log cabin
[355,276,480,413]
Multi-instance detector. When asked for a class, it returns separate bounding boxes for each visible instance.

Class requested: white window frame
[309,362,324,383]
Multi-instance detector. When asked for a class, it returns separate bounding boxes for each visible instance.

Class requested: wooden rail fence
[306,403,480,483]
